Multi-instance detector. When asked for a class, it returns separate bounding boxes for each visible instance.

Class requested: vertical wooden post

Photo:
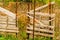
[33,0,35,40]
[48,0,53,40]
[16,0,18,38]
[27,1,30,40]
[6,16,8,36]
[27,33,30,40]
[30,0,32,10]
[27,2,30,12]
[48,0,51,26]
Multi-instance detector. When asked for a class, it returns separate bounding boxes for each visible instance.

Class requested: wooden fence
[0,2,55,39]
[26,2,55,38]
[26,12,55,37]
[0,15,19,33]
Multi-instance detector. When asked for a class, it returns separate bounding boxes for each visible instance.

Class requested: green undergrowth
[29,37,53,40]
[0,34,53,40]
[0,34,18,40]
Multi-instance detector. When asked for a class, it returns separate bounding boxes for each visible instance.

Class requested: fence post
[16,0,18,38]
[33,0,36,40]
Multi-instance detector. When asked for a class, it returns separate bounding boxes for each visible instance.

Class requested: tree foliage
[3,0,55,4]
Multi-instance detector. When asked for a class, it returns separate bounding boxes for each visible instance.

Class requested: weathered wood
[0,29,19,33]
[27,26,53,33]
[8,22,16,25]
[0,7,16,19]
[0,15,18,33]
[26,31,53,37]
[28,24,54,29]
[28,12,55,17]
[0,3,55,38]
[27,8,55,37]
[27,2,55,13]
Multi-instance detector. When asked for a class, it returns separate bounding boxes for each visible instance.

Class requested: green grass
[29,37,53,40]
[0,34,53,40]
[0,34,18,40]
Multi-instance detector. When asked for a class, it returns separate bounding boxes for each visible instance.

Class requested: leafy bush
[18,14,29,40]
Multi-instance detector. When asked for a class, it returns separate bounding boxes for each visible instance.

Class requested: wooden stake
[48,0,51,26]
[33,0,35,40]
[16,0,18,37]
